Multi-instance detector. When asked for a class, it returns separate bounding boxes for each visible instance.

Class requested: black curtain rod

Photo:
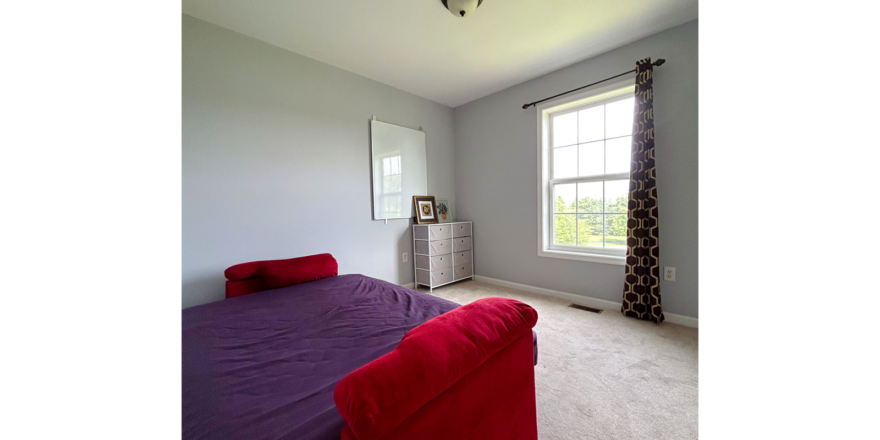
[521,58,666,109]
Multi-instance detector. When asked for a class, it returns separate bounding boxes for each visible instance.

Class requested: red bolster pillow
[224,261,261,281]
[333,297,538,440]
[224,253,338,289]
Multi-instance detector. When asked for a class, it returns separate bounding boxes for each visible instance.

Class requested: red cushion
[334,297,538,440]
[258,253,338,289]
[224,261,261,281]
[223,254,339,299]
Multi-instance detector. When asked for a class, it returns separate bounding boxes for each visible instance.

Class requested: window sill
[538,248,626,266]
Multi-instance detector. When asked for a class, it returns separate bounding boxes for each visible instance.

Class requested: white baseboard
[401,282,415,289]
[474,275,698,328]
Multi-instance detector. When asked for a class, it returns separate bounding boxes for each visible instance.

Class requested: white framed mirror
[370,119,427,220]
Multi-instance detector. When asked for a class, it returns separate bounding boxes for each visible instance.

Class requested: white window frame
[536,79,635,266]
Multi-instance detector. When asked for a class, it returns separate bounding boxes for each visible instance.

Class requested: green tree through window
[554,190,628,247]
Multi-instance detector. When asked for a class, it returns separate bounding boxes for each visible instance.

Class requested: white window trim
[536,79,635,266]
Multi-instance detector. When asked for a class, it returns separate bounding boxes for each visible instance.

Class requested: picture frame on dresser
[435,198,452,223]
[412,196,438,224]
[413,221,474,292]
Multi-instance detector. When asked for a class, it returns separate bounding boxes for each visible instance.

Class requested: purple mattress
[183,274,537,440]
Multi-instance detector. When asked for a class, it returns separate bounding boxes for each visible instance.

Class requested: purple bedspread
[183,274,537,440]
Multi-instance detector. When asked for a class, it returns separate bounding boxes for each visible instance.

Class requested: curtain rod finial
[654,58,666,66]
[522,104,530,109]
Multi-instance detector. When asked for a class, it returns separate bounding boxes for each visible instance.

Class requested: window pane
[552,112,577,147]
[604,179,629,213]
[553,183,576,213]
[554,214,576,245]
[604,214,627,247]
[605,136,631,174]
[578,141,603,177]
[577,181,603,213]
[578,106,604,143]
[605,97,634,138]
[553,145,577,178]
[577,214,603,246]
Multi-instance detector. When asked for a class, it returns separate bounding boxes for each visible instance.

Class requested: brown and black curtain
[621,58,664,324]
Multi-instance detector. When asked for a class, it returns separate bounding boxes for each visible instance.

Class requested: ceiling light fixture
[441,0,483,18]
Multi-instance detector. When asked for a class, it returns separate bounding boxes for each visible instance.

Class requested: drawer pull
[439,257,443,260]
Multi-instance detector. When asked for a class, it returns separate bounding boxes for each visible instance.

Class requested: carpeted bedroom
[9,1,876,439]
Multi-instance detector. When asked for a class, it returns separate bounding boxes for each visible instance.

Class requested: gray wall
[183,15,456,308]
[453,21,698,318]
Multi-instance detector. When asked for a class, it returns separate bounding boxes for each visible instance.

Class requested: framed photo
[435,198,452,223]
[412,196,438,224]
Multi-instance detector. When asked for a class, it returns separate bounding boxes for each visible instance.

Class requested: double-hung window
[537,80,635,265]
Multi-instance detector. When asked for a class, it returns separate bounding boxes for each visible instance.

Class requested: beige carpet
[418,280,698,440]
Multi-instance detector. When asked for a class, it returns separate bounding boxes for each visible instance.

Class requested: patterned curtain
[621,58,664,324]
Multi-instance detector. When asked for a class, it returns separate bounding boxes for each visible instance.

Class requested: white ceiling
[182,0,697,108]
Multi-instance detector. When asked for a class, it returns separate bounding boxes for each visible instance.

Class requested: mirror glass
[371,120,427,220]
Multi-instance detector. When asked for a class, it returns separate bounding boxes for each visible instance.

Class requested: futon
[183,271,537,439]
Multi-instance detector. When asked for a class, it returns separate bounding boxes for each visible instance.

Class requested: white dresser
[413,221,473,292]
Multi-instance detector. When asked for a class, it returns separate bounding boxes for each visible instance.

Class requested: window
[537,80,635,265]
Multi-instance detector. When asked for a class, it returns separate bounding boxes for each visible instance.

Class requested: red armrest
[334,297,539,440]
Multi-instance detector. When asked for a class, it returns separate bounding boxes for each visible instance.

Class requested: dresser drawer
[432,268,453,285]
[429,239,452,255]
[452,237,472,252]
[415,254,430,270]
[413,225,429,240]
[429,224,452,241]
[452,223,472,238]
[415,269,430,285]
[416,268,454,286]
[453,251,472,265]
[430,254,452,270]
[454,262,473,280]
[414,240,429,255]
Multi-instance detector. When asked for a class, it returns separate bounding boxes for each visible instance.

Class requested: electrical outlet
[664,267,675,281]
[402,252,408,263]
